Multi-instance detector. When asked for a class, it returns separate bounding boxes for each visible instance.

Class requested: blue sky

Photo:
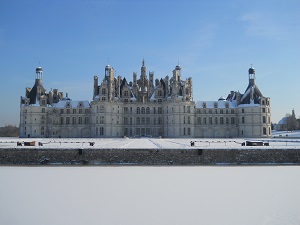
[0,0,299,127]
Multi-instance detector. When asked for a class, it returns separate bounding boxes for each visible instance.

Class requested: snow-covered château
[20,61,272,138]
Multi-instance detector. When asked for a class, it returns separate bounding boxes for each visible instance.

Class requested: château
[20,60,271,138]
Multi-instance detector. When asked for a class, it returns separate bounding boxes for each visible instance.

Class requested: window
[231,117,235,124]
[79,109,83,114]
[136,117,140,125]
[242,117,245,123]
[136,107,140,114]
[215,117,218,124]
[158,117,162,125]
[220,117,224,124]
[203,103,206,108]
[60,117,64,124]
[124,90,129,97]
[262,108,266,113]
[99,127,104,136]
[124,107,128,114]
[72,117,76,124]
[102,89,106,95]
[187,127,191,135]
[158,107,163,114]
[84,117,89,124]
[100,105,105,112]
[42,108,45,113]
[124,117,128,125]
[79,117,83,124]
[146,117,150,125]
[60,109,64,114]
[100,116,104,124]
[141,117,145,125]
[66,117,70,125]
[231,109,235,114]
[263,127,267,135]
[158,99,162,103]
[187,106,191,113]
[141,107,145,114]
[67,109,70,114]
[226,117,229,124]
[203,117,207,125]
[73,109,76,114]
[263,116,266,123]
[214,102,218,108]
[209,117,212,125]
[124,128,128,136]
[220,109,223,114]
[146,107,150,114]
[187,116,191,124]
[158,90,162,96]
[197,117,201,125]
[209,109,212,114]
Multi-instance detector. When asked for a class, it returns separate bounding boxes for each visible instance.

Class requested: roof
[195,100,237,108]
[52,99,90,108]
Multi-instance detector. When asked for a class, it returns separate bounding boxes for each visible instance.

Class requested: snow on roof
[196,100,236,108]
[237,103,260,108]
[52,100,90,108]
[150,92,156,101]
[278,117,287,125]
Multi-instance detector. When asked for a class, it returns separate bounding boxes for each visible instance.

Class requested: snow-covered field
[1,130,300,149]
[1,166,300,225]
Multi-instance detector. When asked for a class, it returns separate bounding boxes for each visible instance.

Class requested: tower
[36,66,43,80]
[248,66,256,86]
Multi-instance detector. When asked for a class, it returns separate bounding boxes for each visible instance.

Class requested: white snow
[196,100,237,108]
[52,99,90,108]
[1,130,300,149]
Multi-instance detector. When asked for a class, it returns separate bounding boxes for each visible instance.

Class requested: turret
[248,66,256,86]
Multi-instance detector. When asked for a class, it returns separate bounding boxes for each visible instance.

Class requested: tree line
[0,125,19,137]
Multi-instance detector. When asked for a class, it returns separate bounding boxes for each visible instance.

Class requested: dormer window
[79,102,83,107]
[202,102,206,108]
[214,102,218,108]
[225,103,229,108]
[66,102,70,108]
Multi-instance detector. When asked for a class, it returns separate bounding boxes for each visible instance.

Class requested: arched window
[146,107,150,114]
[136,107,140,114]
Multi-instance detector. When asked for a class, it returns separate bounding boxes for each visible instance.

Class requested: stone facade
[20,61,272,138]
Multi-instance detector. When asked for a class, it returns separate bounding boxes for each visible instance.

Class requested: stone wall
[1,148,300,165]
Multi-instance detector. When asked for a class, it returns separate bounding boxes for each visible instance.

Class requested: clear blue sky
[0,0,299,127]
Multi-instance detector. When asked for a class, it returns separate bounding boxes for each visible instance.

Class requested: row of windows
[240,116,271,124]
[196,108,235,114]
[197,117,236,125]
[202,102,230,108]
[60,117,89,125]
[123,117,163,125]
[60,108,89,114]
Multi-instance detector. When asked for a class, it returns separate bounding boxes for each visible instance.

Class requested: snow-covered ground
[1,130,300,149]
